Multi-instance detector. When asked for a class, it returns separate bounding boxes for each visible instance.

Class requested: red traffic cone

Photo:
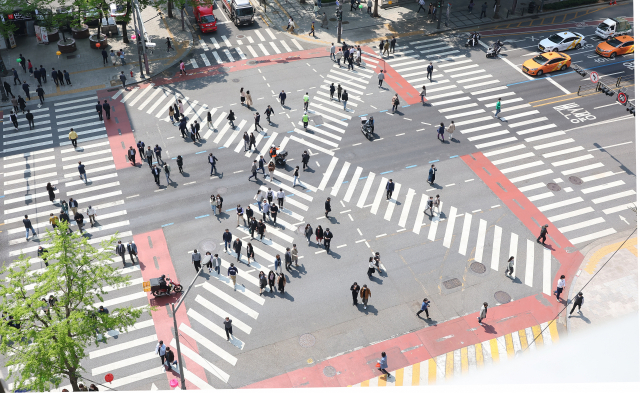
[614,0,617,4]
[609,0,612,4]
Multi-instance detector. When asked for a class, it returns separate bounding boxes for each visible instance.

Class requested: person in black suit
[103,99,111,119]
[51,68,59,86]
[95,101,103,120]
[115,241,126,267]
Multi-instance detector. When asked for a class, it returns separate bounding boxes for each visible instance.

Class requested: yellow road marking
[584,237,638,274]
[532,324,544,347]
[518,329,528,350]
[445,352,454,379]
[548,319,560,343]
[505,332,515,357]
[412,363,420,386]
[395,367,404,386]
[489,339,500,363]
[475,343,484,368]
[361,379,369,387]
[427,358,437,384]
[460,347,468,373]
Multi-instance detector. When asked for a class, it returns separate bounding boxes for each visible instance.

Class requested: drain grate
[568,176,583,185]
[443,278,462,289]
[494,291,511,304]
[236,34,245,39]
[323,366,337,377]
[470,262,486,274]
[217,187,228,195]
[231,78,240,83]
[299,333,316,348]
[547,182,561,191]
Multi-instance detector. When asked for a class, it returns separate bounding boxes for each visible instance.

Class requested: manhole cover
[217,187,228,194]
[568,176,583,185]
[231,78,240,83]
[297,225,306,234]
[565,246,578,253]
[329,17,337,21]
[323,366,337,378]
[198,240,217,254]
[494,291,511,304]
[470,262,486,274]
[547,182,561,191]
[246,60,257,65]
[443,278,462,289]
[299,333,316,347]
[236,34,245,39]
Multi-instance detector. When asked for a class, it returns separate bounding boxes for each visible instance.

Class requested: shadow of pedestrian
[480,323,497,334]
[293,264,306,276]
[368,275,383,285]
[568,311,590,323]
[358,304,378,315]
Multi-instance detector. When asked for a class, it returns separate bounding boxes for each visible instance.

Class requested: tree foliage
[0,221,148,392]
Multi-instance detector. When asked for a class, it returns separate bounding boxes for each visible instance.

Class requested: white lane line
[318,156,340,191]
[210,37,221,49]
[475,219,487,263]
[246,45,259,58]
[212,51,223,64]
[569,228,617,244]
[490,225,502,271]
[201,282,259,319]
[223,49,235,62]
[443,206,457,248]
[236,47,247,60]
[330,161,351,196]
[344,166,363,202]
[258,43,270,56]
[269,41,281,54]
[414,194,429,235]
[281,40,293,52]
[458,213,472,256]
[547,207,594,222]
[525,239,535,287]
[255,30,266,41]
[370,177,388,215]
[398,188,415,228]
[546,76,571,94]
[356,172,376,208]
[200,53,211,66]
[171,339,230,384]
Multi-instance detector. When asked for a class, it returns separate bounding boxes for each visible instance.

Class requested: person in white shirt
[554,275,566,302]
[255,190,265,210]
[277,189,285,208]
[155,340,166,365]
[86,205,97,227]
[262,199,270,222]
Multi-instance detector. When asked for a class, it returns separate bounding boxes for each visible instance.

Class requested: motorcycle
[465,32,480,47]
[486,41,504,58]
[150,275,183,297]
[274,149,288,166]
[361,117,374,139]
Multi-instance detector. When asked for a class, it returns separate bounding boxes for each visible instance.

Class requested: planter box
[89,34,108,49]
[58,39,77,53]
[71,25,90,39]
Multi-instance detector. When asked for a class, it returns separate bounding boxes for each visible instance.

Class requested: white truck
[595,17,632,39]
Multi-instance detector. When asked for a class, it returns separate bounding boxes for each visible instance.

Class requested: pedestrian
[480,1,487,17]
[367,257,376,278]
[427,62,434,81]
[478,302,488,324]
[12,68,21,85]
[416,298,430,318]
[109,49,117,66]
[11,96,19,113]
[227,110,236,128]
[494,97,501,118]
[378,69,385,87]
[446,120,456,141]
[166,37,173,52]
[350,0,357,11]
[163,163,171,183]
[86,205,97,227]
[25,110,34,129]
[304,224,313,244]
[570,292,584,315]
[378,39,384,55]
[254,112,263,132]
[303,92,310,111]
[46,182,56,202]
[36,85,45,104]
[360,285,371,309]
[268,160,276,180]
[321,12,329,28]
[437,122,445,142]
[228,263,238,290]
[155,340,166,365]
[302,150,310,170]
[177,155,184,173]
[103,99,111,119]
[537,224,549,244]
[23,215,37,240]
[78,161,87,182]
[434,194,441,216]
[428,164,437,186]
[284,248,292,271]
[34,67,41,84]
[383,40,390,57]
[151,165,161,185]
[236,205,246,227]
[554,275,566,302]
[223,317,234,340]
[325,197,332,218]
[309,21,315,37]
[350,282,361,305]
[146,147,154,167]
[323,227,333,252]
[116,241,126,267]
[192,249,202,273]
[119,71,126,87]
[127,240,138,264]
[154,144,163,164]
[4,81,14,98]
[246,90,253,107]
[22,82,30,100]
[367,0,372,12]
[18,95,26,113]
[101,48,109,65]
[9,111,18,130]
[164,347,178,370]
[386,179,395,200]
[207,111,213,128]
[257,219,266,240]
[277,189,285,208]
[93,100,104,121]
[279,90,286,106]
[178,100,184,115]
[341,89,348,111]
[18,54,26,72]
[222,229,233,253]
[213,253,221,275]
[293,166,302,187]
[247,241,255,263]
[315,225,323,245]
[468,0,474,13]
[419,86,427,104]
[505,256,515,277]
[329,83,335,100]
[69,198,78,216]
[378,352,390,377]
[233,237,243,262]
[390,37,397,53]
[127,145,137,166]
[119,49,126,65]
[278,273,286,293]
[330,43,336,61]
[270,202,279,225]
[63,70,72,86]
[418,0,426,12]
[287,17,294,33]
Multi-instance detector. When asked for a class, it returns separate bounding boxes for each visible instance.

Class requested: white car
[538,32,585,52]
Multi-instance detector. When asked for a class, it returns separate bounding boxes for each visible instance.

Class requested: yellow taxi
[522,52,572,76]
[595,35,634,58]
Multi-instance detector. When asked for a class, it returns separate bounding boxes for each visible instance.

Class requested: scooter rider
[368,116,374,133]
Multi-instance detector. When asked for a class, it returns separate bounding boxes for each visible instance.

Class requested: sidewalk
[566,229,638,335]
[0,4,193,105]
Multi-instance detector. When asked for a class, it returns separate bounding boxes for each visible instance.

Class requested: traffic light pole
[436,2,443,29]
[336,2,343,43]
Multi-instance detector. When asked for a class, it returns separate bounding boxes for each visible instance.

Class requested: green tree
[0,221,148,392]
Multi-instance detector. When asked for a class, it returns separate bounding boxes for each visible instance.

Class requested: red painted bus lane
[97,88,139,170]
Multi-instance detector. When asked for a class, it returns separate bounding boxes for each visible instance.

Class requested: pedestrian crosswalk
[350,320,561,387]
[189,30,305,69]
[380,36,636,245]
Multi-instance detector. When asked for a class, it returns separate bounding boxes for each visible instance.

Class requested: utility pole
[133,0,150,75]
[131,3,144,78]
[436,0,443,29]
[171,266,204,390]
[336,1,342,43]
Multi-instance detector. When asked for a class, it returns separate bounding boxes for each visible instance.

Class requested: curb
[565,227,638,335]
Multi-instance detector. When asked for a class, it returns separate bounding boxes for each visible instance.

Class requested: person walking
[378,352,390,377]
[103,99,111,119]
[279,90,286,106]
[17,95,27,113]
[350,282,360,305]
[367,0,373,12]
[437,122,445,142]
[418,0,426,12]
[382,40,390,57]
[137,140,145,159]
[164,347,178,370]
[155,340,167,365]
[367,257,376,278]
[570,292,584,315]
[207,111,213,128]
[446,120,456,141]
[303,92,310,111]
[151,165,161,186]
[227,110,236,128]
[321,12,329,28]
[116,241,126,267]
[192,249,202,273]
[146,147,154,167]
[468,0,475,13]
[427,62,434,81]
[46,182,56,202]
[277,189,285,208]
[9,111,19,130]
[325,197,332,218]
[179,60,186,74]
[36,85,45,104]
[63,70,72,86]
[208,153,218,176]
[284,248,293,271]
[420,86,427,105]
[315,225,324,245]
[153,144,163,164]
[478,302,488,324]
[163,163,171,183]
[480,1,488,17]
[302,150,310,170]
[270,202,279,225]
[264,105,274,124]
[360,285,371,309]
[166,37,173,52]
[267,270,276,292]
[93,100,104,121]
[257,219,266,240]
[386,179,395,200]
[69,198,79,216]
[119,49,126,65]
[248,160,258,181]
[23,215,37,240]
[268,160,276,180]
[25,110,34,129]
[224,317,234,340]
[277,273,286,294]
[11,96,19,113]
[228,263,238,290]
[236,205,246,227]
[416,298,430,319]
[101,48,109,65]
[323,227,333,252]
[12,68,22,85]
[329,83,336,100]
[21,82,30,100]
[304,224,313,244]
[110,50,117,66]
[330,43,336,61]
[247,241,255,263]
[119,71,126,87]
[392,94,399,113]
[494,98,501,118]
[378,70,385,88]
[78,161,87,182]
[127,240,138,264]
[262,201,270,223]
[505,256,515,277]
[177,155,184,173]
[341,90,348,111]
[302,110,309,128]
[233,237,243,262]
[428,164,437,186]
[86,205,97,227]
[308,21,315,37]
[554,275,566,302]
[4,81,14,98]
[293,166,302,187]
[127,146,136,166]
[537,224,549,244]
[213,253,221,275]
[246,90,253,107]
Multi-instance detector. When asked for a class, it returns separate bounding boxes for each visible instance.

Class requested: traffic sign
[617,91,628,105]
[590,71,599,83]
